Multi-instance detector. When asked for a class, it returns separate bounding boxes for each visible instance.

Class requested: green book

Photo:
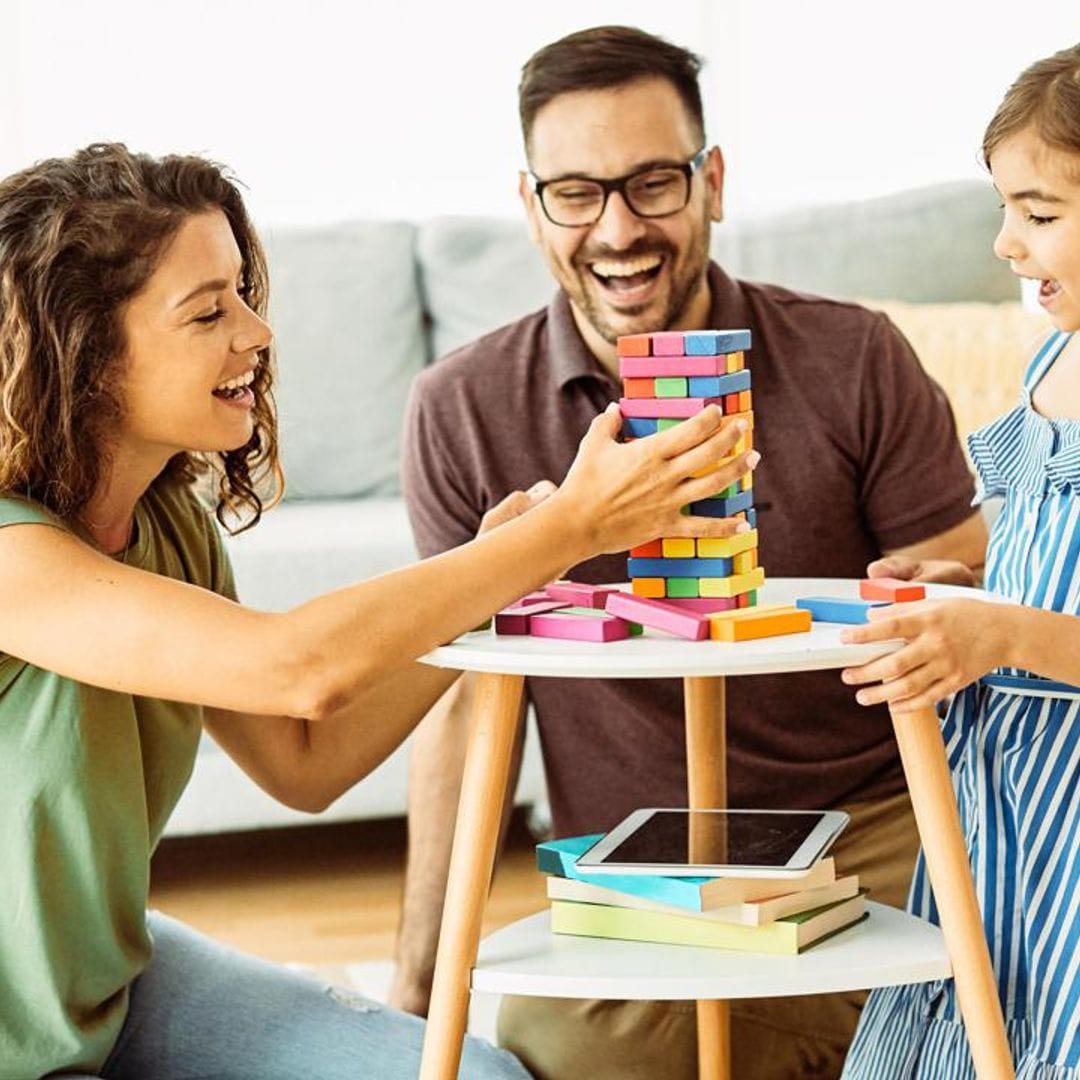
[550,890,868,955]
[537,834,836,913]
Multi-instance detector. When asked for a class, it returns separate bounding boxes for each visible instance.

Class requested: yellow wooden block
[741,473,753,492]
[699,567,766,598]
[726,351,745,373]
[632,577,666,598]
[697,529,758,558]
[707,602,791,625]
[738,390,752,412]
[661,538,696,558]
[732,549,757,573]
[710,608,812,641]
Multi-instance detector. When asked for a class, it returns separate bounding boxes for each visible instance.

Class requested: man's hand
[867,554,977,588]
[478,480,557,536]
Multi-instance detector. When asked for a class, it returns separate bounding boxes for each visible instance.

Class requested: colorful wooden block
[622,417,659,437]
[605,592,710,640]
[620,396,723,419]
[624,377,655,399]
[684,330,752,355]
[495,599,572,635]
[529,611,631,642]
[651,332,685,356]
[688,491,755,518]
[657,418,685,431]
[655,377,688,398]
[795,596,886,624]
[697,529,758,558]
[741,473,754,493]
[726,351,745,373]
[687,371,752,398]
[662,596,739,613]
[859,578,926,603]
[545,581,619,609]
[631,539,664,558]
[632,577,666,598]
[699,567,766,598]
[666,577,700,598]
[617,334,652,357]
[628,556,735,579]
[724,393,740,413]
[732,549,757,574]
[738,390,752,412]
[661,538,696,558]
[619,355,725,379]
[709,607,811,642]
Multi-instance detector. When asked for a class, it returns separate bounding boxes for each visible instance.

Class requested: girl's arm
[840,598,1080,712]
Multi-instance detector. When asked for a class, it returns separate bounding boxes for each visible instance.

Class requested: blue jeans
[67,911,530,1079]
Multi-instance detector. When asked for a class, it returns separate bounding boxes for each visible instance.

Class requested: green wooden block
[628,622,644,636]
[746,590,758,606]
[658,418,685,431]
[667,577,699,598]
[655,377,688,398]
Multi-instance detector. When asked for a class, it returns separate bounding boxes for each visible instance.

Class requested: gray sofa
[164,181,1018,836]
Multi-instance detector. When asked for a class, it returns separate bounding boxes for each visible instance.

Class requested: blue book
[537,834,835,913]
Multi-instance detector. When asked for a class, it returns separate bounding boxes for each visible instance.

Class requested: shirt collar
[547,261,748,391]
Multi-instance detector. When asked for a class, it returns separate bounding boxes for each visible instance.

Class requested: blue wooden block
[745,507,757,529]
[627,556,734,578]
[684,329,753,356]
[687,491,755,518]
[687,370,752,398]
[795,596,887,624]
[622,417,659,437]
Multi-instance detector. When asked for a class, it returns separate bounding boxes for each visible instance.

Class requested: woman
[0,143,755,1079]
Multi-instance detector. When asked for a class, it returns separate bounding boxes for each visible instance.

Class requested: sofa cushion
[417,181,1019,360]
[264,221,426,498]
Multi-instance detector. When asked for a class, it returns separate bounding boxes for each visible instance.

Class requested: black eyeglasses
[527,148,708,228]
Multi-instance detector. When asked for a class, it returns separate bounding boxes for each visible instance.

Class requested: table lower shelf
[471,902,951,1000]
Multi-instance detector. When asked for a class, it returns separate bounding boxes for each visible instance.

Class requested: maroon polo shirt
[402,263,976,838]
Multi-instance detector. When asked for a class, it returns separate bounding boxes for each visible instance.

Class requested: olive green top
[0,481,236,1077]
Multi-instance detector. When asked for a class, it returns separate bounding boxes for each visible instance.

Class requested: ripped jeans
[74,911,531,1080]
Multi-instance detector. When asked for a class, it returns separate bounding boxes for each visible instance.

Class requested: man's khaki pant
[497,790,919,1080]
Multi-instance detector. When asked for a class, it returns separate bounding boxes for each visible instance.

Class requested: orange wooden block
[738,390,752,412]
[860,578,926,603]
[736,591,751,608]
[630,539,663,558]
[632,577,666,598]
[624,377,655,399]
[724,393,740,413]
[618,334,652,357]
[726,351,745,372]
[710,608,811,641]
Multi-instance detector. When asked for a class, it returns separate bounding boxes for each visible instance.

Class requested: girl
[0,144,755,1080]
[840,43,1080,1079]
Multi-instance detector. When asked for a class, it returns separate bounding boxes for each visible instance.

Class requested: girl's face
[119,209,272,465]
[991,127,1080,332]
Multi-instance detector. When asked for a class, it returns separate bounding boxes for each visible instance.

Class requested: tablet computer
[575,808,849,877]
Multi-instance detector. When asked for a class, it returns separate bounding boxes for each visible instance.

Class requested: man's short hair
[519,25,705,157]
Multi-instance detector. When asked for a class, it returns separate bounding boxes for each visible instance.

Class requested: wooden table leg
[685,675,730,1080]
[890,705,1014,1079]
[419,672,525,1080]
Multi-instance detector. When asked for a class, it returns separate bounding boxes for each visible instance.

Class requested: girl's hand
[556,403,759,556]
[478,481,557,536]
[840,599,1008,712]
[867,554,977,588]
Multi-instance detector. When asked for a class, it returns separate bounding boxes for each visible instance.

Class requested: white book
[547,872,860,927]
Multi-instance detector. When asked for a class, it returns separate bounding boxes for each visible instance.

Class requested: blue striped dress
[843,330,1080,1080]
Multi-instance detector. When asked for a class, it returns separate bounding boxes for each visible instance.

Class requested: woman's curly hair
[0,142,282,533]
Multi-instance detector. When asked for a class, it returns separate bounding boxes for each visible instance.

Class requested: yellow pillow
[859,299,1052,442]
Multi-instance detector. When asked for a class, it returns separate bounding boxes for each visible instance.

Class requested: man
[392,25,987,1080]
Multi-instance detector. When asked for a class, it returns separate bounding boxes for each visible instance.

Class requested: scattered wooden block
[699,567,766,598]
[617,334,652,357]
[545,581,619,609]
[709,607,811,641]
[529,610,632,642]
[495,599,572,635]
[795,596,886,624]
[859,578,926,603]
[651,332,685,356]
[605,592,710,640]
[661,538,696,558]
[632,577,666,598]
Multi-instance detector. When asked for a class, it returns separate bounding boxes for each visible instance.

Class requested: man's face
[520,76,723,345]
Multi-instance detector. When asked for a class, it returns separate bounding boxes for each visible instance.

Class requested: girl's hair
[0,143,282,533]
[983,43,1080,167]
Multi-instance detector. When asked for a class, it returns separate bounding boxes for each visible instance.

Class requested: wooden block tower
[618,329,763,613]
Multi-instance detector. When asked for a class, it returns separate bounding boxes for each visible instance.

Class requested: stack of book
[538,834,867,955]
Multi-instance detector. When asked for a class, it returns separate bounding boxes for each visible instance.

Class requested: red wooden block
[630,539,663,558]
[617,334,652,357]
[495,599,571,635]
[624,377,655,399]
[724,393,740,413]
[859,578,926,603]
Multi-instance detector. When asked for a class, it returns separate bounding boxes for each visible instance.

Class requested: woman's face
[119,208,271,464]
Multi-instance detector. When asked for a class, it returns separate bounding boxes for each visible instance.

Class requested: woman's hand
[840,598,1009,712]
[866,554,978,587]
[555,403,759,556]
[477,481,557,536]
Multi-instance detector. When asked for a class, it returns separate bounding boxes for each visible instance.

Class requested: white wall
[2,0,1076,227]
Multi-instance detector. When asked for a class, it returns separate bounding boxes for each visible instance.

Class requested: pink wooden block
[529,611,631,642]
[544,582,618,609]
[620,397,721,418]
[495,600,570,635]
[651,332,686,356]
[660,596,739,613]
[605,592,709,640]
[619,355,724,379]
[515,590,553,606]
